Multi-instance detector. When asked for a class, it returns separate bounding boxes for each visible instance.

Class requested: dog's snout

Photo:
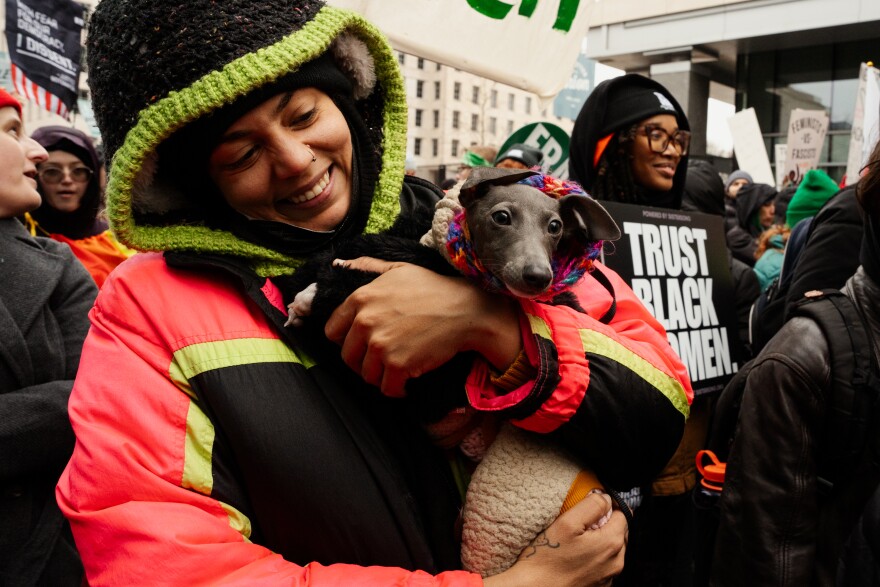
[522,264,553,291]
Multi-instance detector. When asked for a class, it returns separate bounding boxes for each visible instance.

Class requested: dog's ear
[559,195,621,245]
[459,167,539,207]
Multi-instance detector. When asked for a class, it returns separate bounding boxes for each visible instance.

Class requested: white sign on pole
[781,109,829,189]
[326,0,592,98]
[726,108,775,186]
[845,63,880,184]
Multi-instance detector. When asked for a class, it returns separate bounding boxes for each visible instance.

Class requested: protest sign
[4,0,84,118]
[497,122,570,176]
[727,108,775,186]
[600,202,742,395]
[327,0,591,98]
[781,108,829,188]
[846,63,880,183]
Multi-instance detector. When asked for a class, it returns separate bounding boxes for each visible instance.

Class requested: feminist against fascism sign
[600,202,743,395]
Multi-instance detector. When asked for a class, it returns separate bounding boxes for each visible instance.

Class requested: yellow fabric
[559,469,604,514]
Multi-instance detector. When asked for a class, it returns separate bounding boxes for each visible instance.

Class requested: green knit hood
[87,2,407,276]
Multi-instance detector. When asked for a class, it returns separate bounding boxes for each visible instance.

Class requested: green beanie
[786,169,839,228]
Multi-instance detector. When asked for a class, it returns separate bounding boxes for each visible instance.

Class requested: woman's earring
[305,144,316,163]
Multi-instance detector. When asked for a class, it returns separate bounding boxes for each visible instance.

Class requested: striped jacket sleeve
[465,262,693,489]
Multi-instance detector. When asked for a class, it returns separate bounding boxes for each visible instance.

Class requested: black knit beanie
[87,0,326,160]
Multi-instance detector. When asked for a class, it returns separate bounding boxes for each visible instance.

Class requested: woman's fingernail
[332,259,347,268]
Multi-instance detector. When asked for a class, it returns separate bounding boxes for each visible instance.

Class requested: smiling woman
[26,126,134,287]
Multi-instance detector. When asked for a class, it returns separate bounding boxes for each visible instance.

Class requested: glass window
[433,110,440,128]
[472,86,480,104]
[434,81,441,100]
[398,52,405,65]
[491,90,498,108]
[452,139,459,157]
[525,96,532,114]
[454,82,461,101]
[432,138,439,157]
[417,58,424,70]
[471,113,479,131]
[415,109,422,127]
[452,110,460,129]
[416,80,424,98]
[489,117,497,134]
[507,120,514,135]
[508,94,515,110]
[414,138,422,156]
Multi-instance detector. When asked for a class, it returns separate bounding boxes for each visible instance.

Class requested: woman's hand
[486,492,627,587]
[324,257,522,397]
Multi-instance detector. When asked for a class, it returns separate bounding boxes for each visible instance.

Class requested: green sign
[498,122,570,176]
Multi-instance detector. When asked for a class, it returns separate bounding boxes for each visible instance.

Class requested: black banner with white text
[600,202,743,396]
[4,0,83,118]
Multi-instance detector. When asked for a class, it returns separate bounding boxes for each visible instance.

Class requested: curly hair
[590,130,638,203]
[754,224,790,259]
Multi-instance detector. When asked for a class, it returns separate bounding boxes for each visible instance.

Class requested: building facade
[398,52,575,184]
[585,0,880,181]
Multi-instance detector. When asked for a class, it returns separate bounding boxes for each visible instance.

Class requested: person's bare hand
[485,492,627,587]
[324,257,520,397]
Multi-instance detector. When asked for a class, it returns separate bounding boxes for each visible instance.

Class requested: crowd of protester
[3,0,879,585]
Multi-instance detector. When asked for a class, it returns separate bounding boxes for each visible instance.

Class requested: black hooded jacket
[569,73,690,210]
[727,183,777,265]
[683,159,760,353]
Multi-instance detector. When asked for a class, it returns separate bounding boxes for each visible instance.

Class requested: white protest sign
[727,108,775,186]
[845,63,880,183]
[327,0,592,98]
[774,144,787,190]
[781,108,829,188]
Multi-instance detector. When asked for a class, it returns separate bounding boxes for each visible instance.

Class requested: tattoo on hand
[522,531,561,559]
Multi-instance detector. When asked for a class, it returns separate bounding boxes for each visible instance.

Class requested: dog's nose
[522,264,553,291]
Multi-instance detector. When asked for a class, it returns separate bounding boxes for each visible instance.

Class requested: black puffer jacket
[711,266,880,586]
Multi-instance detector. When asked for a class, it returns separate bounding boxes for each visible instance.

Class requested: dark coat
[711,266,880,586]
[785,186,863,308]
[0,218,96,586]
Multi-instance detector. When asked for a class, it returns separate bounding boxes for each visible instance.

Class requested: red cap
[0,89,23,116]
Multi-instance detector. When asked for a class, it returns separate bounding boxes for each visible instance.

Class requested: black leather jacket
[711,267,880,586]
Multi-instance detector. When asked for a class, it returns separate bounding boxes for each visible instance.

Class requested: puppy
[276,167,619,422]
[275,168,623,576]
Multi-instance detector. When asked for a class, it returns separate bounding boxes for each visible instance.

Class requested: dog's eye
[491,210,511,225]
[548,219,563,235]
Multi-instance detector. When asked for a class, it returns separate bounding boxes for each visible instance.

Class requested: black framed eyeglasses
[37,165,94,184]
[636,124,691,156]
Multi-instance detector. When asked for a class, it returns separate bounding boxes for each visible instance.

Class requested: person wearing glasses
[568,73,698,586]
[25,126,133,287]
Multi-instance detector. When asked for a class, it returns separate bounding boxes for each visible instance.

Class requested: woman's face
[37,150,91,213]
[627,114,684,193]
[208,88,353,232]
[0,107,47,219]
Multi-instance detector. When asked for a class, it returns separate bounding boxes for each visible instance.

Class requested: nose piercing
[305,144,316,163]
